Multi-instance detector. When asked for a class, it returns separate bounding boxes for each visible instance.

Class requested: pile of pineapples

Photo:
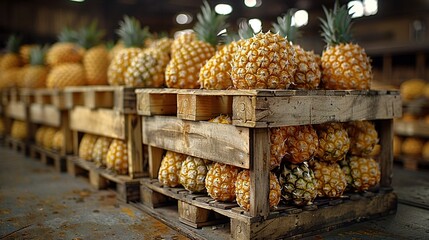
[77,133,130,175]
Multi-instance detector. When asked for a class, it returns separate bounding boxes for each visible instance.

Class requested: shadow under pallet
[29,144,67,172]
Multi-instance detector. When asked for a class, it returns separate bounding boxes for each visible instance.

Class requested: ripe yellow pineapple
[23,45,49,88]
[346,121,379,156]
[311,161,347,198]
[179,156,209,192]
[11,120,27,140]
[315,122,350,163]
[231,31,297,89]
[158,150,187,187]
[235,170,281,211]
[320,2,372,90]
[208,114,232,124]
[125,48,169,87]
[19,44,36,65]
[149,37,173,55]
[46,63,86,88]
[422,141,429,159]
[92,136,112,167]
[401,137,423,156]
[52,129,64,152]
[270,125,318,168]
[340,156,381,192]
[205,163,240,201]
[165,1,226,89]
[400,79,426,101]
[35,126,47,145]
[78,21,110,85]
[170,31,197,55]
[42,127,57,150]
[47,28,84,66]
[106,139,129,175]
[78,133,98,161]
[107,16,150,85]
[278,161,317,206]
[393,135,402,157]
[0,35,22,71]
[272,11,321,89]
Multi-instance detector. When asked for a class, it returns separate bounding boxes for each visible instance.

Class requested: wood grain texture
[6,101,27,120]
[377,119,394,188]
[148,146,164,179]
[69,106,125,139]
[177,94,232,121]
[137,92,177,116]
[142,116,250,168]
[30,104,61,126]
[125,114,145,178]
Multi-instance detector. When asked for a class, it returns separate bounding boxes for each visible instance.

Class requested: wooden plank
[30,104,61,127]
[51,91,67,109]
[178,200,211,224]
[148,146,164,179]
[232,94,402,128]
[231,192,397,240]
[394,120,429,138]
[249,128,270,218]
[142,116,250,169]
[378,119,393,188]
[6,101,27,120]
[84,89,114,109]
[63,87,85,109]
[60,110,73,155]
[125,114,145,178]
[137,92,177,116]
[177,94,232,121]
[69,106,125,139]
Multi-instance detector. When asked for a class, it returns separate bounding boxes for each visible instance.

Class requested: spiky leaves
[320,1,353,46]
[58,27,78,43]
[117,16,150,48]
[272,10,300,42]
[29,45,48,66]
[194,0,228,47]
[77,20,105,50]
[5,35,22,54]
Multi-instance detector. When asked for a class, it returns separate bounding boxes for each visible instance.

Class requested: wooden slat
[60,110,73,155]
[233,94,402,128]
[142,116,250,169]
[137,92,177,116]
[148,146,164,179]
[51,91,67,109]
[30,104,61,127]
[63,87,85,109]
[125,114,145,178]
[6,101,27,120]
[84,89,114,109]
[69,106,125,139]
[177,94,232,121]
[378,119,394,188]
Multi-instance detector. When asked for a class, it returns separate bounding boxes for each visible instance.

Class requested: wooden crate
[135,88,402,239]
[5,136,28,155]
[29,144,67,172]
[66,156,140,202]
[5,96,33,145]
[66,86,145,179]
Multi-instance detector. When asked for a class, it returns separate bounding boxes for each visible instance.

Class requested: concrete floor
[1,146,429,240]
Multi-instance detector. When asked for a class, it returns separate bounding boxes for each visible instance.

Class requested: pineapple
[11,120,27,140]
[272,10,321,89]
[79,21,110,85]
[340,156,381,192]
[158,151,187,187]
[320,2,372,90]
[205,163,240,202]
[179,156,209,193]
[0,68,20,89]
[52,129,64,152]
[422,141,429,159]
[315,122,350,163]
[92,136,112,167]
[46,27,84,66]
[0,35,22,70]
[235,170,281,211]
[170,31,197,56]
[106,139,129,175]
[78,133,98,161]
[46,63,86,88]
[23,45,49,88]
[107,16,150,85]
[311,161,347,198]
[208,114,232,124]
[165,1,226,89]
[346,121,379,156]
[270,125,318,168]
[42,127,57,150]
[149,37,173,55]
[401,137,423,156]
[393,135,402,157]
[35,126,47,146]
[124,48,169,87]
[19,44,36,65]
[277,161,317,206]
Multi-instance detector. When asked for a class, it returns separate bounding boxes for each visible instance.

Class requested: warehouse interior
[0,0,429,239]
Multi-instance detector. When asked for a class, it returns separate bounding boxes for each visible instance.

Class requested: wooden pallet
[66,156,140,203]
[135,89,402,239]
[29,144,67,172]
[136,89,402,128]
[394,120,429,138]
[32,88,70,110]
[5,136,28,155]
[394,155,429,171]
[139,178,397,239]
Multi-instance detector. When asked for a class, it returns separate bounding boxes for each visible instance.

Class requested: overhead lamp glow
[215,4,233,15]
[348,1,364,18]
[70,0,85,2]
[176,13,192,25]
[244,0,262,8]
[248,18,262,33]
[363,0,378,15]
[292,10,308,27]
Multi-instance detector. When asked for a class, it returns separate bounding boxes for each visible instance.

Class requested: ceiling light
[248,18,262,33]
[176,13,192,25]
[70,0,84,2]
[363,0,378,15]
[292,10,308,27]
[215,4,233,15]
[244,0,262,8]
[348,1,364,18]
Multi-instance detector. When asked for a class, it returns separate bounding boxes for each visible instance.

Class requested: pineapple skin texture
[84,46,110,85]
[79,134,98,161]
[11,120,27,140]
[35,127,47,145]
[108,48,143,86]
[0,53,22,70]
[52,130,64,152]
[92,137,112,167]
[47,63,86,88]
[311,161,347,198]
[23,65,48,88]
[106,139,129,175]
[125,49,169,87]
[347,121,379,157]
[315,122,351,163]
[231,32,297,89]
[42,127,57,150]
[179,156,209,193]
[292,46,321,90]
[158,151,187,187]
[47,43,84,66]
[340,156,381,192]
[205,163,240,202]
[321,43,372,90]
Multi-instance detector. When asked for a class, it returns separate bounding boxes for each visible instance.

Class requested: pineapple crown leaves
[272,10,301,43]
[77,20,105,49]
[193,0,229,47]
[58,27,78,43]
[320,1,353,46]
[29,45,49,66]
[116,15,151,48]
[5,34,22,54]
[238,20,257,40]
